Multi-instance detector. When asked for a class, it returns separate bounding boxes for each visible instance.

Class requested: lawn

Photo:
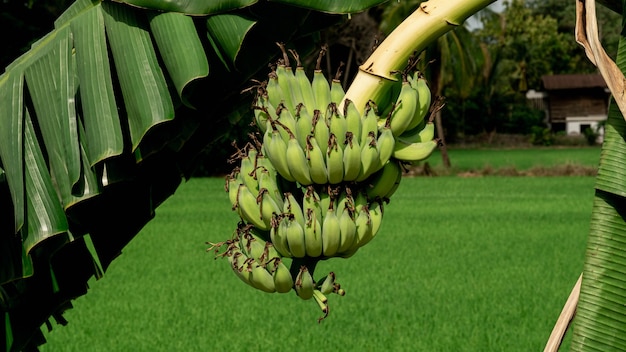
[40,167,595,351]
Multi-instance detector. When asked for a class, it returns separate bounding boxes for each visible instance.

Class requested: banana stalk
[342,0,496,112]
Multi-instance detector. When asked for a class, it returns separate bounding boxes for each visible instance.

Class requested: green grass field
[40,154,597,351]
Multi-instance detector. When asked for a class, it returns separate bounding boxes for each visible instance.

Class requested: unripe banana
[303,185,323,221]
[253,93,271,134]
[257,188,282,230]
[286,135,313,186]
[275,62,297,113]
[226,170,243,210]
[257,167,284,210]
[327,103,347,147]
[312,289,330,322]
[303,208,323,257]
[389,79,419,136]
[266,70,285,109]
[271,257,294,293]
[344,99,362,141]
[406,73,431,131]
[330,78,345,105]
[283,192,305,228]
[364,199,384,245]
[291,49,316,113]
[312,110,330,154]
[356,131,379,182]
[392,138,439,162]
[284,215,306,258]
[365,160,403,200]
[263,125,296,182]
[360,101,379,147]
[317,272,336,295]
[326,133,344,185]
[295,265,315,300]
[295,104,313,150]
[239,147,259,192]
[228,251,254,287]
[337,205,357,254]
[275,103,298,143]
[354,205,374,248]
[376,119,395,169]
[271,215,292,257]
[306,135,329,185]
[321,202,341,257]
[236,183,268,230]
[249,261,276,293]
[342,132,361,182]
[312,69,331,113]
[398,120,435,144]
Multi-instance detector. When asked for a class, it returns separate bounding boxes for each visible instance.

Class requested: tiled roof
[541,74,607,90]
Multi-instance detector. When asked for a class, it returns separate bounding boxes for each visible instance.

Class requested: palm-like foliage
[0,1,386,349]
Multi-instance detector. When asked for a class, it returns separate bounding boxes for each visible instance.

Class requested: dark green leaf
[102,2,175,151]
[114,0,258,15]
[206,13,256,71]
[149,12,209,107]
[70,5,125,165]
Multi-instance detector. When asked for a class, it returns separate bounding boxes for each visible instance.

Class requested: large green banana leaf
[569,6,626,352]
[0,0,387,350]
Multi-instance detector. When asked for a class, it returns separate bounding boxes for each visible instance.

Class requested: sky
[466,0,505,30]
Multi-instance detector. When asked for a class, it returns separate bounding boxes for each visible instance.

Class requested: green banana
[249,261,276,293]
[376,119,395,169]
[303,208,323,257]
[327,103,347,147]
[326,133,344,184]
[270,215,292,257]
[286,134,313,186]
[275,61,297,113]
[398,120,435,144]
[270,257,294,293]
[239,147,259,192]
[317,272,336,295]
[365,160,403,200]
[365,199,384,245]
[312,289,330,322]
[406,73,431,131]
[295,104,313,150]
[312,48,331,113]
[360,101,379,147]
[337,204,357,254]
[306,135,328,185]
[266,70,285,109]
[312,110,330,154]
[344,99,362,141]
[392,138,439,162]
[226,170,243,210]
[342,132,361,182]
[275,103,298,143]
[291,49,316,113]
[356,131,379,182]
[389,78,419,136]
[303,186,323,224]
[263,124,296,182]
[284,215,307,258]
[236,183,268,230]
[321,201,341,257]
[283,192,305,228]
[228,250,254,287]
[330,78,345,105]
[257,167,284,210]
[295,265,315,300]
[354,204,374,248]
[257,188,282,230]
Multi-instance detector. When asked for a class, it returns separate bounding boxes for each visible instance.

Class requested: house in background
[526,73,610,141]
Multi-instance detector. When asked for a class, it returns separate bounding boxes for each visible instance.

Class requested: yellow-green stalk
[342,0,496,112]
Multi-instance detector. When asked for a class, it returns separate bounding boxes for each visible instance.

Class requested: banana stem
[343,0,496,111]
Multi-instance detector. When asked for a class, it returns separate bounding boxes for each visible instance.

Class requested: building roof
[541,74,607,90]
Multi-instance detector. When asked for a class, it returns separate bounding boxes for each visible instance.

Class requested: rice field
[40,170,595,351]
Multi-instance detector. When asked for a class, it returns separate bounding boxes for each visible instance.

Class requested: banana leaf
[0,0,387,350]
[570,7,626,351]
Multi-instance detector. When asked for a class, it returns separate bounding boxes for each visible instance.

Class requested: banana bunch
[212,44,440,321]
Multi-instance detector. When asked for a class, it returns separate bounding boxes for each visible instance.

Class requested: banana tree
[12,0,626,351]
